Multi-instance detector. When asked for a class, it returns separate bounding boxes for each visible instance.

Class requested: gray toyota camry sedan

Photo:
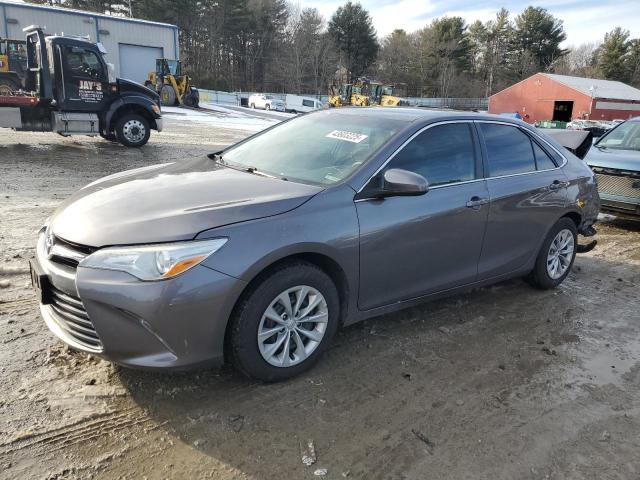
[31,108,600,381]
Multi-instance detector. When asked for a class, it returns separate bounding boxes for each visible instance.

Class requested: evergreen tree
[328,2,378,80]
[597,27,631,82]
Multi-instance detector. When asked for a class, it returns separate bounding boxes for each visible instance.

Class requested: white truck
[247,93,285,112]
[285,94,323,113]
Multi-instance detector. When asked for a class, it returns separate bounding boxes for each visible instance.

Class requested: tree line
[28,0,640,97]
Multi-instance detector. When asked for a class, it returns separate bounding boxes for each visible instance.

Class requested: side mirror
[107,62,116,83]
[376,168,429,198]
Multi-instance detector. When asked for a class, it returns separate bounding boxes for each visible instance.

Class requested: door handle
[548,180,569,190]
[466,196,489,209]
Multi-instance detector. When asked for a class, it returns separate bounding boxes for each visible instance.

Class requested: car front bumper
[599,193,640,218]
[33,231,246,369]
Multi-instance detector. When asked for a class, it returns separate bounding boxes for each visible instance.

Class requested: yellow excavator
[145,58,199,107]
[329,78,406,107]
[0,38,27,95]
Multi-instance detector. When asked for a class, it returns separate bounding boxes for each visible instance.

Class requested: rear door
[476,122,569,279]
[356,121,490,310]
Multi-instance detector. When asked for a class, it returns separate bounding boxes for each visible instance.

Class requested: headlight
[79,238,227,281]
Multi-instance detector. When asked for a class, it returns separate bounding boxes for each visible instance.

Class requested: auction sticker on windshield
[326,130,368,143]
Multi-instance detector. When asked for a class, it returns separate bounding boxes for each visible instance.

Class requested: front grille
[49,286,102,350]
[48,235,96,269]
[595,172,640,200]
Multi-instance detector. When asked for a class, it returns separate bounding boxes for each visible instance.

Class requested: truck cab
[0,26,162,147]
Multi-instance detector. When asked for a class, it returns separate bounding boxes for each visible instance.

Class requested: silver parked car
[31,109,600,381]
[584,117,640,218]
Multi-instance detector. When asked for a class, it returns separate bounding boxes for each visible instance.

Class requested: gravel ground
[1,118,640,480]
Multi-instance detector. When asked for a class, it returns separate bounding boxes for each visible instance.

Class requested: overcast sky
[298,0,640,46]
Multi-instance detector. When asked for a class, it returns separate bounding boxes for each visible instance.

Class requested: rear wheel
[265,104,271,111]
[0,79,18,96]
[526,218,577,289]
[229,261,339,382]
[160,85,176,106]
[115,113,151,148]
[250,103,255,109]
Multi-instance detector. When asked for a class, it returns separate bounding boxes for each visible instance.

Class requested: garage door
[118,44,163,84]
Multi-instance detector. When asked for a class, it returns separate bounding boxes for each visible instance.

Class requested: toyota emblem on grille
[45,229,54,256]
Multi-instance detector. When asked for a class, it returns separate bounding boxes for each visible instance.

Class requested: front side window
[386,123,476,187]
[302,99,314,107]
[63,46,105,80]
[222,111,407,185]
[480,124,536,176]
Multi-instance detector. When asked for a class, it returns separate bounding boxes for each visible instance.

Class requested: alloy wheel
[547,228,574,279]
[257,285,328,367]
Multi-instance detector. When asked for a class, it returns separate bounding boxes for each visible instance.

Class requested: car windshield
[221,111,406,185]
[597,121,640,151]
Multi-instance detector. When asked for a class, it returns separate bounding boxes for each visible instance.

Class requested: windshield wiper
[211,152,226,165]
[245,166,277,178]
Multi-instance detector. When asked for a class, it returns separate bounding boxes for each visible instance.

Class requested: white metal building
[0,0,178,83]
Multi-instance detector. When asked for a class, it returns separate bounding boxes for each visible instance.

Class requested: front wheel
[526,218,577,289]
[228,261,340,382]
[115,113,151,148]
[265,104,270,111]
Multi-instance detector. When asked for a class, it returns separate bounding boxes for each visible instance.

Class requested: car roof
[325,107,528,126]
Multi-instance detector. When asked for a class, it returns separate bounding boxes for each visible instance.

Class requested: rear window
[481,124,536,176]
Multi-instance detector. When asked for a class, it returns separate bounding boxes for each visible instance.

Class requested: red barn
[489,73,640,123]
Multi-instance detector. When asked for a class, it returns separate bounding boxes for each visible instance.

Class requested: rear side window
[481,124,536,176]
[387,123,476,187]
[532,141,558,170]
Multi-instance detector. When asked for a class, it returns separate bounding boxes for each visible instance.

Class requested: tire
[114,113,151,148]
[229,261,340,382]
[250,103,255,109]
[100,132,118,142]
[184,89,200,108]
[0,79,18,96]
[290,110,297,114]
[265,104,270,111]
[160,85,176,106]
[526,218,577,289]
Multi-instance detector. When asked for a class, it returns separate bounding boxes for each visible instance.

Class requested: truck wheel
[184,90,199,108]
[100,132,118,142]
[160,85,176,106]
[265,104,270,111]
[0,79,18,96]
[115,113,150,148]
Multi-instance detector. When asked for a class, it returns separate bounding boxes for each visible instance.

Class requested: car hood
[49,157,322,247]
[585,145,640,171]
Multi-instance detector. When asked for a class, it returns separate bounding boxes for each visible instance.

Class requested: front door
[476,122,569,279]
[57,43,111,112]
[356,122,489,310]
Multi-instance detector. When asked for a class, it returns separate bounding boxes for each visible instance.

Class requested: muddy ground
[1,116,640,480]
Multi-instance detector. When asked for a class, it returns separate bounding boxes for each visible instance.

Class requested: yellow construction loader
[145,58,199,107]
[329,79,406,107]
[0,38,27,94]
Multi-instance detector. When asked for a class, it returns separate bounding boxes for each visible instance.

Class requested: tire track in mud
[0,407,153,457]
[0,296,37,314]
